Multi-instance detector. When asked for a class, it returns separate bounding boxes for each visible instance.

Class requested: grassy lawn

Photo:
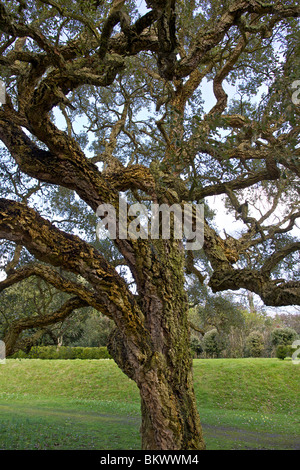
[0,358,299,450]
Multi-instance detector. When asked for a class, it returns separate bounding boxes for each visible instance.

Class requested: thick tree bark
[108,240,206,450]
[109,303,205,450]
[109,325,205,450]
[139,371,204,450]
[138,362,204,450]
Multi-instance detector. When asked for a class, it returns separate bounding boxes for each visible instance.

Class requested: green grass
[0,358,299,450]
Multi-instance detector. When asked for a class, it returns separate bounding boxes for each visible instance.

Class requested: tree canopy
[0,0,299,450]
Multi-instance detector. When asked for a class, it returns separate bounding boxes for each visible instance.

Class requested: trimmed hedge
[271,327,298,347]
[275,344,296,360]
[12,346,112,360]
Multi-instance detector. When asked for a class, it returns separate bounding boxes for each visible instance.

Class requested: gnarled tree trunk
[108,240,206,450]
[138,365,204,450]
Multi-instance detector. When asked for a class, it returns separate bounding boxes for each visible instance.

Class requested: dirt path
[202,423,300,450]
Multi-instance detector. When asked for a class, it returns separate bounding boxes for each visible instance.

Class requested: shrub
[12,346,112,359]
[271,327,298,347]
[276,345,288,360]
[246,331,265,357]
[276,344,297,360]
[28,346,59,359]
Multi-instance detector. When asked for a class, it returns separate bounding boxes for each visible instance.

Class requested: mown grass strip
[0,358,299,450]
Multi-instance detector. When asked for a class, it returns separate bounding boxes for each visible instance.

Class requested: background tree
[0,0,299,450]
[202,328,225,358]
[274,312,300,335]
[271,326,298,347]
[191,292,246,334]
[72,310,114,347]
[245,330,265,357]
